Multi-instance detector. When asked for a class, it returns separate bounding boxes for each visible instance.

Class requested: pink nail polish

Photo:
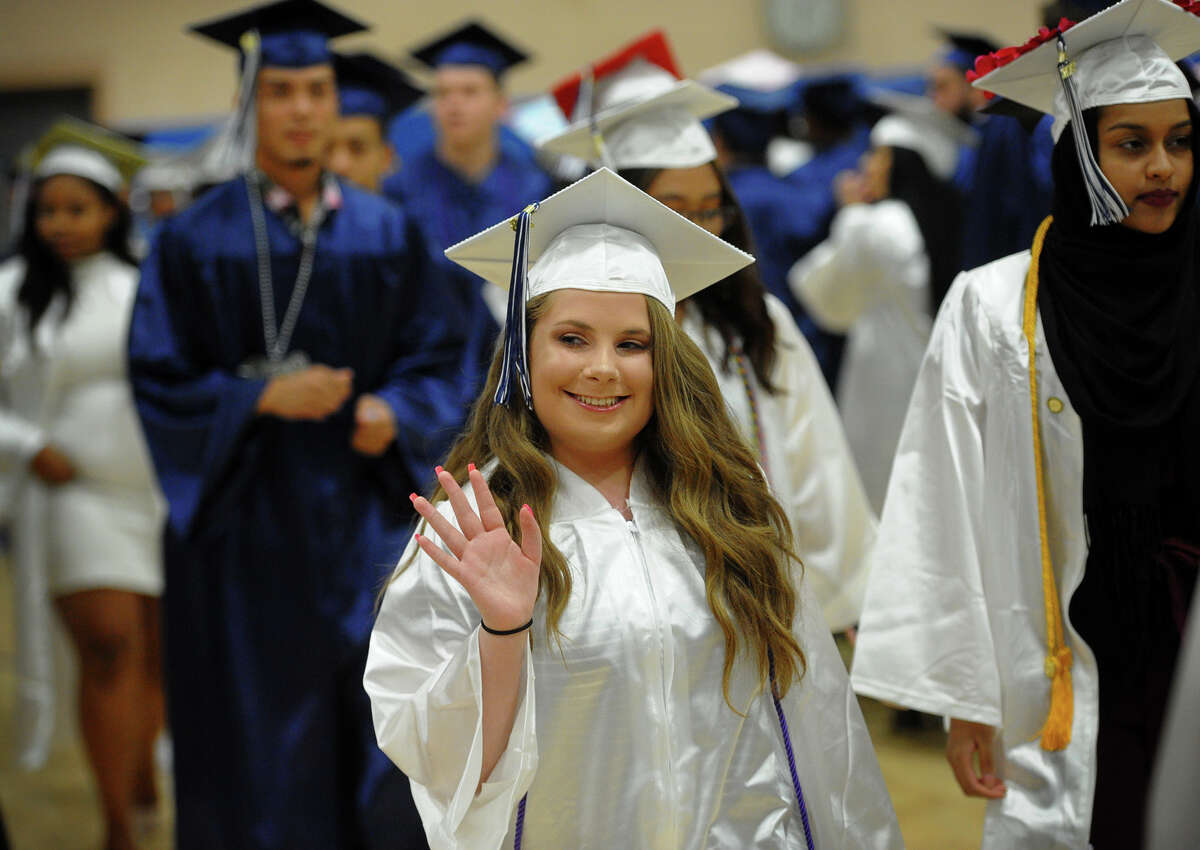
[468,462,476,472]
[435,465,444,475]
[408,493,417,502]
[522,504,530,512]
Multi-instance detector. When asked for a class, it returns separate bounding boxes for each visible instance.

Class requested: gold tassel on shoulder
[1023,216,1074,752]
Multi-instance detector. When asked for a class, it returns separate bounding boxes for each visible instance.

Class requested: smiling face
[34,174,116,263]
[1097,98,1194,234]
[528,289,655,469]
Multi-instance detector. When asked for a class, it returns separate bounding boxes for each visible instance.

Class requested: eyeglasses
[673,205,739,226]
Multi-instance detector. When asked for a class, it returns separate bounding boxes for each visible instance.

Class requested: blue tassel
[495,203,539,410]
[1057,36,1130,227]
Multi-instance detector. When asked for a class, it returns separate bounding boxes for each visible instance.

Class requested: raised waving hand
[410,465,541,633]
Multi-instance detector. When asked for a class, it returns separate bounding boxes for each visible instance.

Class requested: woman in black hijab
[848,7,1200,848]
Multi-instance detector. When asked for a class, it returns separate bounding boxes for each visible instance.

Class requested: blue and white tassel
[1057,35,1129,226]
[495,202,539,410]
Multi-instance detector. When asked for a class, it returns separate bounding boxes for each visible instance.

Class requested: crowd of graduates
[2,0,1199,848]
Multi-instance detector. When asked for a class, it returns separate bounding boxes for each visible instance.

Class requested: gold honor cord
[1023,215,1074,751]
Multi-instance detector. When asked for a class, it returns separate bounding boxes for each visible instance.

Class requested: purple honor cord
[511,651,815,849]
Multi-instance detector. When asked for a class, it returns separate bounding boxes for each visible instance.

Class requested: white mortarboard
[697,49,804,92]
[445,167,754,406]
[969,0,1200,224]
[538,32,737,170]
[866,89,980,181]
[24,118,147,194]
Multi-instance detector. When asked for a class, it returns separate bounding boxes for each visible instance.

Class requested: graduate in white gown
[787,95,969,512]
[0,125,164,850]
[850,3,1200,847]
[537,32,877,631]
[365,168,901,850]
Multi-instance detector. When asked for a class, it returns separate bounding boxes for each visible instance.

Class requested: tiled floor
[0,564,985,849]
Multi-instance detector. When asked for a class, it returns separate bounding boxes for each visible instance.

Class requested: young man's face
[431,65,505,150]
[326,115,394,192]
[256,64,339,168]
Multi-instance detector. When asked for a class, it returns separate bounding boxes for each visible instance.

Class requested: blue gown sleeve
[367,219,469,487]
[128,222,267,539]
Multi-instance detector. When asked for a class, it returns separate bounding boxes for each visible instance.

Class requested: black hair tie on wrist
[481,617,534,636]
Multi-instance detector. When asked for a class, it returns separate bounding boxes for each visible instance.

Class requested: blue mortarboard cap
[708,83,797,157]
[800,74,867,128]
[410,21,528,78]
[936,29,1000,72]
[333,52,424,122]
[190,0,366,69]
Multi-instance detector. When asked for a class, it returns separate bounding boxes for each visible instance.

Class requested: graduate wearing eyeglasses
[537,32,878,634]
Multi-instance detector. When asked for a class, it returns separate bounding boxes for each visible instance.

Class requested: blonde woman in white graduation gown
[0,140,164,850]
[787,100,968,511]
[365,169,901,849]
[851,3,1200,848]
[537,33,877,631]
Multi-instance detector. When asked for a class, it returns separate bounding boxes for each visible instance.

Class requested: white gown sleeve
[364,516,538,850]
[787,201,925,333]
[786,572,904,848]
[765,295,877,631]
[0,407,45,464]
[849,274,1004,725]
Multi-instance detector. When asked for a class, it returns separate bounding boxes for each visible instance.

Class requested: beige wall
[1,0,1048,126]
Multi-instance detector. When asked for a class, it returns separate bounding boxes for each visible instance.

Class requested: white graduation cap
[970,0,1200,224]
[697,48,804,92]
[24,118,147,194]
[537,32,737,170]
[866,88,980,181]
[445,167,754,406]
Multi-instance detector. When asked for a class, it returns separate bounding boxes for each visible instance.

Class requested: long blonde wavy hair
[426,291,806,703]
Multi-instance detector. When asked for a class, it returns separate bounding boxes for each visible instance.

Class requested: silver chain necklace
[242,175,318,374]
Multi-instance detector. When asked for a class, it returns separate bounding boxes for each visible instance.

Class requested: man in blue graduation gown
[327,52,423,193]
[129,3,459,846]
[382,21,554,404]
[930,30,1054,270]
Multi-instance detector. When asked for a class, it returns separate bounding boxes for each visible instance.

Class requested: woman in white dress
[787,104,966,511]
[365,168,901,849]
[538,32,878,631]
[0,142,164,850]
[850,3,1200,847]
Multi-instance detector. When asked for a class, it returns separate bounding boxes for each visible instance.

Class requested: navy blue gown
[959,113,1054,271]
[782,126,873,387]
[726,164,824,332]
[383,146,554,404]
[129,176,465,849]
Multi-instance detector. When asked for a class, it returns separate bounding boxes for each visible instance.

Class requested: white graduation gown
[849,251,1099,848]
[788,199,932,512]
[365,459,901,850]
[679,294,877,632]
[0,252,164,770]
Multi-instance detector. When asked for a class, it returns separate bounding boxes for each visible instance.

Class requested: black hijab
[1041,103,1200,664]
